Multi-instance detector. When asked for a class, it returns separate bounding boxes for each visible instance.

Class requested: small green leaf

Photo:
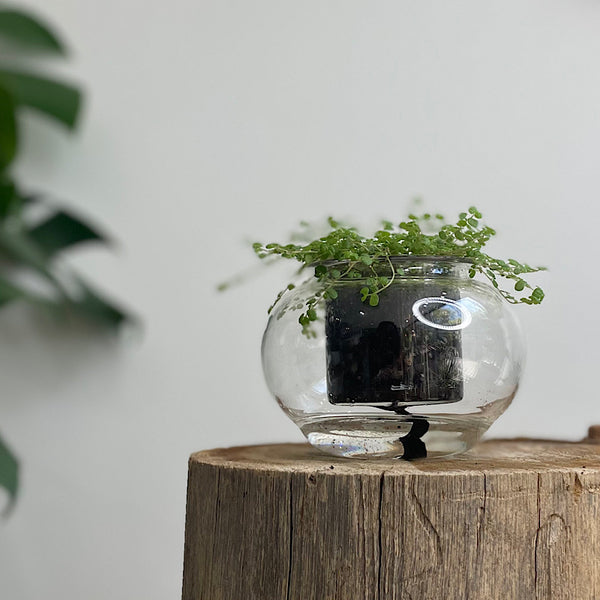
[514,279,526,291]
[369,294,379,307]
[327,288,338,300]
[467,218,478,228]
[360,255,373,266]
[531,287,545,302]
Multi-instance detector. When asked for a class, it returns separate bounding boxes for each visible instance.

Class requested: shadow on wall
[0,303,135,411]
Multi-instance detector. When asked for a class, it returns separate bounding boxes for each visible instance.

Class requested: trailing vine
[252,207,546,337]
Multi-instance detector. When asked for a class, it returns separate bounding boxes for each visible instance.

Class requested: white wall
[1,0,599,598]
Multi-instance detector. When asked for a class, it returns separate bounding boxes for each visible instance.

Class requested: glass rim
[314,255,474,267]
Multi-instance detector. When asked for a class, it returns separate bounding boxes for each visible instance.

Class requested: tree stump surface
[182,438,600,600]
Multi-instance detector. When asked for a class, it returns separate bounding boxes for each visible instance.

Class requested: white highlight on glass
[412,297,472,331]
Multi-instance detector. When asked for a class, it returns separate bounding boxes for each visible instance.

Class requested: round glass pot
[261,256,525,459]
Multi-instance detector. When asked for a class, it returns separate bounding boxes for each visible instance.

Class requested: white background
[1,1,599,598]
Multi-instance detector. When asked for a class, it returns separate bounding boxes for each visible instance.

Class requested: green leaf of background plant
[28,210,108,257]
[0,227,67,297]
[0,70,81,129]
[69,279,131,330]
[0,176,19,218]
[0,274,28,307]
[0,274,55,311]
[0,432,18,509]
[0,85,17,168]
[0,9,64,55]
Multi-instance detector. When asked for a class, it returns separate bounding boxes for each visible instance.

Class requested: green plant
[0,7,133,509]
[252,207,545,337]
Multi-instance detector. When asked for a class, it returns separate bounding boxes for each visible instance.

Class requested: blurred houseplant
[0,7,132,508]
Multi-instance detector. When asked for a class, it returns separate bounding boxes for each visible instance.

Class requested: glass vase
[261,257,525,459]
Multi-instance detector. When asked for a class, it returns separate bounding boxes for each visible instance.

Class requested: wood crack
[207,467,221,597]
[377,472,384,600]
[475,473,487,555]
[405,480,443,581]
[534,472,541,597]
[286,474,293,600]
[468,472,488,600]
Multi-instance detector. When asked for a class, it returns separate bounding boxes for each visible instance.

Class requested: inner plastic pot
[325,281,464,458]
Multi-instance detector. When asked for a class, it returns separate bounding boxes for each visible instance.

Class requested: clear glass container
[261,256,525,459]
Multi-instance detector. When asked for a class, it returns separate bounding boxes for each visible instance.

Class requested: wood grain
[182,439,600,599]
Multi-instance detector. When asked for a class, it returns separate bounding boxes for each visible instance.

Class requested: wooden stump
[182,438,600,600]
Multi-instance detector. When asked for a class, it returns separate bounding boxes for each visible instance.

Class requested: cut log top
[190,437,600,476]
